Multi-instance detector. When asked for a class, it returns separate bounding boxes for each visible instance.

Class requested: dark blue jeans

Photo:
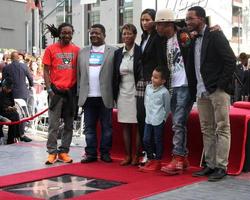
[143,121,165,160]
[171,86,193,156]
[83,97,112,158]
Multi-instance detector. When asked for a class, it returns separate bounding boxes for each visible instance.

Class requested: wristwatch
[47,87,53,93]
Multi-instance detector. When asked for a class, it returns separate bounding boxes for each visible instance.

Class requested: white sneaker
[140,151,148,166]
[0,137,5,145]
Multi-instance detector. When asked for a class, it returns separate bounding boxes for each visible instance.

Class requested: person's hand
[5,118,11,123]
[6,106,16,112]
[189,31,199,39]
[29,86,36,93]
[210,24,221,32]
[0,116,11,123]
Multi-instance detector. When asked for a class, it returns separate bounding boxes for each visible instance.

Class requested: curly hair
[46,22,74,38]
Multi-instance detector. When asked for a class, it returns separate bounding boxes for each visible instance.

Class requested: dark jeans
[143,121,165,160]
[83,97,112,158]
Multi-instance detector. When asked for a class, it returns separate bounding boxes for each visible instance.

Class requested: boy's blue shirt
[144,84,170,126]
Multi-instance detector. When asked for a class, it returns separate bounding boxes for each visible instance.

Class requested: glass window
[56,15,64,26]
[56,0,72,25]
[88,11,100,27]
[118,0,133,42]
[232,27,242,37]
[93,0,100,7]
[56,0,64,13]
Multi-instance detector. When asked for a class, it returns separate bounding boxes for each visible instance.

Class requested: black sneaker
[20,135,32,142]
[81,156,97,163]
[208,168,227,182]
[100,154,112,163]
[192,166,215,177]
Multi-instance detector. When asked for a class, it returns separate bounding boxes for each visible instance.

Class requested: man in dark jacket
[186,6,236,181]
[237,52,249,100]
[2,51,33,101]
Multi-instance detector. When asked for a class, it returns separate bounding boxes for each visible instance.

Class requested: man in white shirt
[77,24,117,163]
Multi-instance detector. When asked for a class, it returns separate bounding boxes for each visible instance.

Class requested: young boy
[139,67,170,172]
[0,78,22,144]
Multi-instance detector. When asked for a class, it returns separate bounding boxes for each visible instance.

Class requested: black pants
[0,111,22,144]
[136,97,146,150]
[0,125,3,138]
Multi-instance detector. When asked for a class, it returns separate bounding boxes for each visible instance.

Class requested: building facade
[41,0,250,55]
[0,0,27,52]
[1,0,249,56]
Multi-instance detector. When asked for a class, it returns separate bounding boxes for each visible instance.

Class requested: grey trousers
[46,95,74,154]
[197,89,231,170]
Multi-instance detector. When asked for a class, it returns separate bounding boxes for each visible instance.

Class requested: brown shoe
[139,160,161,172]
[161,155,186,175]
[131,156,140,166]
[58,153,73,163]
[45,154,57,165]
[120,156,132,166]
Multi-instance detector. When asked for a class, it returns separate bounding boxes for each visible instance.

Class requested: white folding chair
[33,91,49,133]
[14,98,35,132]
[73,107,84,137]
[14,99,31,118]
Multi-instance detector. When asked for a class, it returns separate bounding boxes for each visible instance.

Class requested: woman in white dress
[113,24,142,166]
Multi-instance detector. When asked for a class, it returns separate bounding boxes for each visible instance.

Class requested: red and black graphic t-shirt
[43,42,80,89]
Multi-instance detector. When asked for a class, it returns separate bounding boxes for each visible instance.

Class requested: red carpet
[1,106,249,199]
[110,107,250,175]
[0,162,205,200]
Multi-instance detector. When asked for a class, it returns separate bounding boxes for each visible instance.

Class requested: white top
[167,34,187,87]
[141,34,150,53]
[88,44,105,97]
[194,25,207,97]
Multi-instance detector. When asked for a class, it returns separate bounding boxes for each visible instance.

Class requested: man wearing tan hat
[142,8,197,174]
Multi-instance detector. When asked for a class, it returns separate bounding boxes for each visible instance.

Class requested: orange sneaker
[45,154,57,165]
[58,153,73,163]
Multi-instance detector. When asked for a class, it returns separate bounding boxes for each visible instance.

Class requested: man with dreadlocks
[43,22,80,165]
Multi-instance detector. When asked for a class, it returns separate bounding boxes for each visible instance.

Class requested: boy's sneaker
[139,151,148,166]
[139,160,161,172]
[58,153,73,163]
[45,154,57,165]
